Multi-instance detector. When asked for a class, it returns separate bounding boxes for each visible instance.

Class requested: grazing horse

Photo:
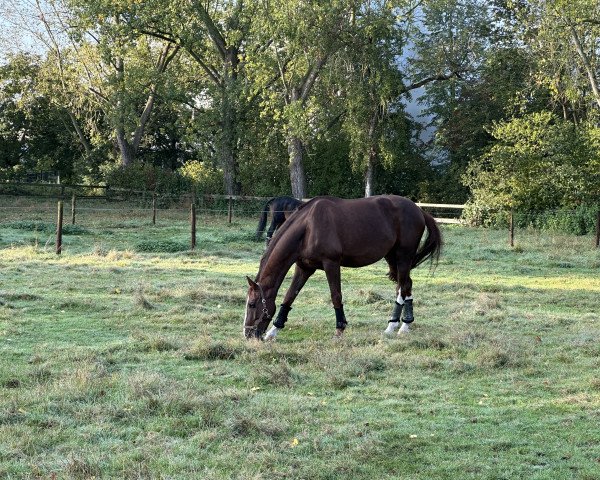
[244,195,442,340]
[256,196,304,246]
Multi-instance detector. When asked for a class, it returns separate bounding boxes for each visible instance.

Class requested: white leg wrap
[399,322,410,334]
[384,321,400,334]
[264,326,280,340]
[395,293,413,304]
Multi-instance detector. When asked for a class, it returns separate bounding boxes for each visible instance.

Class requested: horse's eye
[248,302,256,309]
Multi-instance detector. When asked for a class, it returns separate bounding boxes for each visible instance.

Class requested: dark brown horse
[255,196,304,246]
[244,195,442,339]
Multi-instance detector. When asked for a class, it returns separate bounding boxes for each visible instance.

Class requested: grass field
[1,197,599,479]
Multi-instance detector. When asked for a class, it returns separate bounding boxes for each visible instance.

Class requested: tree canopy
[0,0,598,213]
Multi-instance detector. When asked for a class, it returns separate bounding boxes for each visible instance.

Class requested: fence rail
[1,183,598,247]
[0,183,467,222]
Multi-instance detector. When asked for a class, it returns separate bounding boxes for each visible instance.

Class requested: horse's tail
[256,198,274,240]
[412,211,442,269]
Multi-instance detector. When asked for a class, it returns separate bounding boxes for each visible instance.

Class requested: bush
[178,160,224,195]
[103,161,225,202]
[536,205,598,235]
[5,221,89,235]
[463,203,599,235]
[134,240,188,253]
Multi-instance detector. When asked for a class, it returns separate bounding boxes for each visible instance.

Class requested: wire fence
[0,192,598,254]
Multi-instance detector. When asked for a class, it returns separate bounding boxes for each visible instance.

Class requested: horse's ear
[246,276,258,289]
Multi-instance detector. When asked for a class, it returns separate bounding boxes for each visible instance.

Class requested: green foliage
[0,54,82,181]
[134,239,188,253]
[5,221,89,235]
[464,112,598,214]
[178,160,224,195]
[518,205,599,235]
[2,0,600,207]
[103,163,189,196]
[463,203,599,235]
[305,133,362,197]
[102,160,227,199]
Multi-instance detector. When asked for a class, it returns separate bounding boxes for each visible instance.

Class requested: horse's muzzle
[244,327,263,340]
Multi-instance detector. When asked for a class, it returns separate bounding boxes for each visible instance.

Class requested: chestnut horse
[244,195,442,339]
[255,196,304,246]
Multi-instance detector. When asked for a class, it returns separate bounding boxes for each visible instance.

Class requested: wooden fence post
[152,193,157,225]
[509,209,515,247]
[191,202,197,250]
[71,193,76,225]
[595,210,600,248]
[56,200,63,255]
[228,196,233,223]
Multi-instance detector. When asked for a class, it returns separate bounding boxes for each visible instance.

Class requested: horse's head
[243,276,275,339]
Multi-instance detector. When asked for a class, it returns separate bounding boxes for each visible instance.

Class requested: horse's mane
[255,198,316,280]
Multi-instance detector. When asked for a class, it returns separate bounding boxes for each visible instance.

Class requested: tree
[64,0,181,167]
[122,0,257,194]
[339,1,405,197]
[507,0,600,121]
[248,0,356,198]
[1,0,181,171]
[463,112,598,214]
[0,53,81,180]
[407,0,497,202]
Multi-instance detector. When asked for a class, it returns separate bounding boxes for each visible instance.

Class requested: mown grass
[0,196,599,479]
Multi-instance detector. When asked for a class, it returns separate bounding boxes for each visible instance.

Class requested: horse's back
[305,195,424,229]
[299,195,425,267]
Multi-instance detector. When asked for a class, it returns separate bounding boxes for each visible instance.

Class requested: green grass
[0,196,599,479]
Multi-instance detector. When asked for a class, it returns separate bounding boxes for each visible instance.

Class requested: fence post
[191,202,197,250]
[152,192,157,225]
[595,210,600,248]
[228,196,233,223]
[56,200,63,255]
[71,193,76,225]
[509,209,515,247]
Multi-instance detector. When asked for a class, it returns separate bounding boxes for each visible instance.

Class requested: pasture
[0,196,599,479]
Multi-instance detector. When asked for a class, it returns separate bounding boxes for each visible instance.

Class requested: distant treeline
[0,0,598,213]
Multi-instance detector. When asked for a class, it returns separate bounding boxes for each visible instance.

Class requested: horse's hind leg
[266,211,283,246]
[384,251,415,335]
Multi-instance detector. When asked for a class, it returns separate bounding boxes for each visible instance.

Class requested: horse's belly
[340,256,380,268]
[338,235,396,267]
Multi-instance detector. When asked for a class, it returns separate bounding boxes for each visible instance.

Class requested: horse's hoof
[384,321,400,336]
[398,322,410,334]
[333,328,344,339]
[263,326,280,341]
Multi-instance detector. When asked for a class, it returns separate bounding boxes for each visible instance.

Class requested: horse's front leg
[266,212,285,246]
[323,261,346,337]
[266,220,276,246]
[263,263,315,340]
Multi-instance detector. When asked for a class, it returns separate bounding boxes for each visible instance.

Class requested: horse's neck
[258,240,299,298]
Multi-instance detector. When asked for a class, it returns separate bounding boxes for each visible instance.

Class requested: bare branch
[300,55,328,102]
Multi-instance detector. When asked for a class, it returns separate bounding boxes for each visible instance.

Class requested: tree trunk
[364,148,376,197]
[221,49,241,195]
[569,24,600,110]
[116,128,134,167]
[287,135,307,199]
[132,91,156,154]
[364,108,380,198]
[68,111,92,157]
